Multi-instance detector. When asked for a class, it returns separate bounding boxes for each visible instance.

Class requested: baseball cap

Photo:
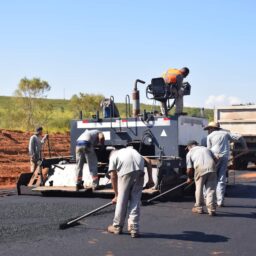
[185,140,198,150]
[35,127,43,134]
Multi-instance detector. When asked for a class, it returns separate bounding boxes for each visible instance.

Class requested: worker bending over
[204,122,248,207]
[186,140,217,216]
[75,129,105,191]
[107,147,154,238]
[162,67,189,115]
[28,127,48,173]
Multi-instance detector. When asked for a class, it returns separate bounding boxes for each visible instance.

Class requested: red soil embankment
[0,129,70,188]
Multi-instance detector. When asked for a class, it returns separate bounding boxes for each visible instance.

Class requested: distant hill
[0,96,213,132]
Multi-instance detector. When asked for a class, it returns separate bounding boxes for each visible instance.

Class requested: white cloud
[205,95,241,108]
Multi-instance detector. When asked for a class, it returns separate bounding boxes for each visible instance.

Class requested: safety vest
[162,68,182,84]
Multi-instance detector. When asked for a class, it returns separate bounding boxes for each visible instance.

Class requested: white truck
[214,104,256,169]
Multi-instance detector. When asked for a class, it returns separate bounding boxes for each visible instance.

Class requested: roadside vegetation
[0,77,213,133]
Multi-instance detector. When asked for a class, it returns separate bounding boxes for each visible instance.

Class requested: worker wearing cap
[28,127,48,173]
[107,147,155,238]
[162,67,189,114]
[75,129,105,191]
[204,121,248,207]
[186,140,217,216]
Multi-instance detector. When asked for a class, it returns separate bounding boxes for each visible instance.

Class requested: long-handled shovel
[59,201,113,230]
[142,181,188,206]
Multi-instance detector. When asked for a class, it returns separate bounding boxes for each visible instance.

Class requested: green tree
[14,77,53,130]
[70,93,105,118]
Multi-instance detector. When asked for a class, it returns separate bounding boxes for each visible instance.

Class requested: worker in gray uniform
[107,147,155,238]
[204,121,248,207]
[75,129,105,191]
[28,127,48,173]
[186,140,217,216]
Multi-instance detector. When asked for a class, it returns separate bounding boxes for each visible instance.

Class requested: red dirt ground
[0,129,70,188]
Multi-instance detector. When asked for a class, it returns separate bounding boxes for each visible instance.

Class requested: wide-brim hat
[203,121,220,130]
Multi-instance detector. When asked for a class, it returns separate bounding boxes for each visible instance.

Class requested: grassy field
[0,96,213,132]
[0,96,73,132]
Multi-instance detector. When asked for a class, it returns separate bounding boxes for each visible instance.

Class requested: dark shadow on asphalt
[226,184,256,199]
[222,205,256,209]
[140,231,229,243]
[217,211,256,219]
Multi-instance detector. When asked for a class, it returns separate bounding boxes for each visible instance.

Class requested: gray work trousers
[195,172,217,212]
[30,157,41,173]
[30,159,38,173]
[216,156,229,205]
[113,171,144,232]
[75,145,98,181]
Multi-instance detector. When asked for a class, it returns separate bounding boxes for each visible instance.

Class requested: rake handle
[146,181,188,204]
[66,201,113,226]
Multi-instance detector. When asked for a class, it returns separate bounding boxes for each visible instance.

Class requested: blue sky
[0,0,255,108]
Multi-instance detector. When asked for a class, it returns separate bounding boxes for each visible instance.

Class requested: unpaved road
[0,171,256,256]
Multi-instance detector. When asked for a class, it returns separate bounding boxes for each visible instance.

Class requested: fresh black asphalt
[0,171,256,256]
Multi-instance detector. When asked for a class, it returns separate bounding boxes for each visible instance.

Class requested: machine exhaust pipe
[132,79,145,117]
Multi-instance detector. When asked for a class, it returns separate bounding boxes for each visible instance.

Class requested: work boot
[207,206,216,216]
[92,178,99,191]
[192,207,204,214]
[128,224,140,238]
[107,225,122,235]
[76,181,84,191]
[208,211,217,216]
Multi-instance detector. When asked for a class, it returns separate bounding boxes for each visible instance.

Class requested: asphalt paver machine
[17,77,208,199]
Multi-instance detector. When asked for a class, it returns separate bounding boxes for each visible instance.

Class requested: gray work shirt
[108,147,144,177]
[77,129,99,145]
[207,130,243,158]
[186,146,216,180]
[28,134,47,160]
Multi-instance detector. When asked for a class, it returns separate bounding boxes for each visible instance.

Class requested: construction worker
[204,121,248,207]
[162,67,189,115]
[28,127,48,173]
[186,140,217,216]
[107,147,155,238]
[75,129,105,191]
